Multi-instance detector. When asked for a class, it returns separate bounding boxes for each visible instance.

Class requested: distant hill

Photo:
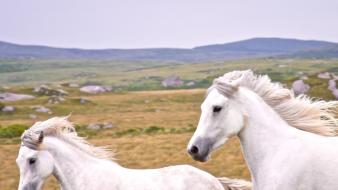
[1,38,338,61]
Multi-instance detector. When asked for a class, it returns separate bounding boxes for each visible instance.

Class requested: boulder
[32,106,52,114]
[34,85,68,96]
[292,80,310,96]
[2,106,15,112]
[0,93,35,102]
[80,85,110,94]
[317,72,331,79]
[161,76,183,87]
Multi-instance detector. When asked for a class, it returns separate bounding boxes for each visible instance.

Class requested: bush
[144,126,164,134]
[0,124,28,138]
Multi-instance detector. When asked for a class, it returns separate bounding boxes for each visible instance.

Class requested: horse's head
[187,71,247,162]
[16,130,54,190]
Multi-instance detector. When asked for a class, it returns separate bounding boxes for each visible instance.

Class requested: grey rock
[0,93,35,102]
[80,85,110,94]
[48,95,66,104]
[292,80,310,96]
[34,85,68,96]
[87,123,101,130]
[317,72,331,79]
[2,106,15,112]
[103,122,116,129]
[32,106,52,114]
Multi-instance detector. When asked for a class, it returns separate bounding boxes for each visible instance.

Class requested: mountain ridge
[1,38,337,61]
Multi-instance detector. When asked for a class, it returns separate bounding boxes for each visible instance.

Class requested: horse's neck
[43,137,120,190]
[237,89,302,181]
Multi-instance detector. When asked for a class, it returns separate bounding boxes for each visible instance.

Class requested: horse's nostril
[190,145,199,154]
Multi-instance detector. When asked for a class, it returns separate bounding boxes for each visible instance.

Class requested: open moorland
[1,57,338,189]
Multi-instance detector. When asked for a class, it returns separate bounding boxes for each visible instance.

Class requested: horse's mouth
[191,153,210,162]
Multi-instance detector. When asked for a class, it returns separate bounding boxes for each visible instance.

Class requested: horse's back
[119,164,224,190]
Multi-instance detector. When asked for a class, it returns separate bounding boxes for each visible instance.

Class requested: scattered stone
[2,106,15,112]
[34,85,69,96]
[0,93,35,102]
[144,100,150,104]
[48,95,66,104]
[292,80,310,96]
[80,97,90,104]
[32,106,52,114]
[87,123,101,130]
[300,76,308,80]
[103,122,116,129]
[186,81,195,87]
[29,114,38,119]
[161,76,183,87]
[278,64,287,68]
[317,72,331,79]
[80,85,110,94]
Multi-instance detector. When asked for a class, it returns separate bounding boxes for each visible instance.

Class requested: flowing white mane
[211,70,338,136]
[21,116,113,159]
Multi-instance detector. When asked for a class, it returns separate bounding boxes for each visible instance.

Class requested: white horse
[187,70,338,190]
[17,116,252,190]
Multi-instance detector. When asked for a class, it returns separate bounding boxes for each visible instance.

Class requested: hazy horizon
[1,0,338,49]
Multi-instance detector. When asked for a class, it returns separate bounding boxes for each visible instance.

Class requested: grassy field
[1,58,337,189]
[1,58,338,90]
[0,89,250,190]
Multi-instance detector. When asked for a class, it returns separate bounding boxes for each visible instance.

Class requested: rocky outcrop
[0,93,35,102]
[33,85,68,96]
[292,80,310,96]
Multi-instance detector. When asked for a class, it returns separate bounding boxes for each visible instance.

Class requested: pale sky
[1,0,337,49]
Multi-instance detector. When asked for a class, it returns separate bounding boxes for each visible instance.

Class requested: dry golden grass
[0,89,249,190]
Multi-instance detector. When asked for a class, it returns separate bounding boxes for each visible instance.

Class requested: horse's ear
[21,130,44,150]
[38,131,44,143]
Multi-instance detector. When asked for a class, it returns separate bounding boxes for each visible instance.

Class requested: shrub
[0,124,28,138]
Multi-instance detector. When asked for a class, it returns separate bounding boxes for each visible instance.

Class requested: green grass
[1,58,337,91]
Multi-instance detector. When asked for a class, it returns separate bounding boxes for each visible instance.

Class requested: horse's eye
[28,158,36,165]
[213,106,222,113]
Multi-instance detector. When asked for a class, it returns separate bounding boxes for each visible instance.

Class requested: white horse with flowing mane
[17,116,252,190]
[187,70,338,190]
